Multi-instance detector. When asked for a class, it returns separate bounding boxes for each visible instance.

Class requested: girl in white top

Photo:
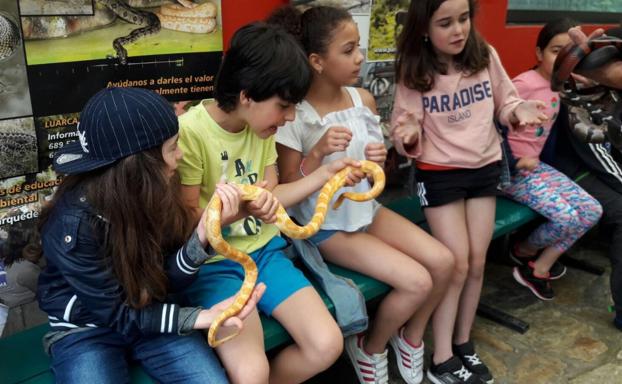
[269,5,454,384]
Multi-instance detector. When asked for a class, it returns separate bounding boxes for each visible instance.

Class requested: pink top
[391,46,523,168]
[506,69,559,159]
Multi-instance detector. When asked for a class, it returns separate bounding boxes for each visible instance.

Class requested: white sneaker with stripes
[389,328,424,384]
[345,334,389,384]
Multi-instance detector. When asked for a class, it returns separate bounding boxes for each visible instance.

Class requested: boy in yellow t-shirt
[178,22,362,384]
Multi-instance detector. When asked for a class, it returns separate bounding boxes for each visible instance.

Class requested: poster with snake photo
[20,0,222,65]
[0,0,33,119]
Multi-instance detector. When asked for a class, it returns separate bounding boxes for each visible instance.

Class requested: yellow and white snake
[205,160,385,347]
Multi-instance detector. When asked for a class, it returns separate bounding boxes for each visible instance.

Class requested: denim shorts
[184,236,310,316]
[306,201,383,245]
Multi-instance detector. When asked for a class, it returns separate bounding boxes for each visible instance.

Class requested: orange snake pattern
[205,160,386,347]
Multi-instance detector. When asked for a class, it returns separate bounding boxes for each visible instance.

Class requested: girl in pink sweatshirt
[503,18,602,301]
[391,1,547,383]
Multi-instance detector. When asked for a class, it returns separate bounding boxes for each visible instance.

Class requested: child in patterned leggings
[503,18,602,300]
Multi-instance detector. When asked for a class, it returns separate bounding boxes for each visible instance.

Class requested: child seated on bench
[268,5,454,384]
[502,18,602,300]
[177,22,363,384]
[36,87,263,384]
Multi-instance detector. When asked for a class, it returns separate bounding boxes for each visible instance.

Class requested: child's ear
[535,47,544,62]
[309,53,324,75]
[239,90,251,106]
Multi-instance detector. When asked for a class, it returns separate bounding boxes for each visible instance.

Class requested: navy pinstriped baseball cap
[53,87,178,175]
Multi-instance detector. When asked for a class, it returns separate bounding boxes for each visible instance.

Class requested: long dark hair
[38,146,193,308]
[267,5,353,56]
[395,0,490,92]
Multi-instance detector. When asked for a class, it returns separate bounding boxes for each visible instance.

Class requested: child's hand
[516,157,539,171]
[193,283,266,330]
[313,126,352,157]
[325,157,364,186]
[197,183,241,246]
[365,142,387,165]
[513,101,548,127]
[214,183,242,226]
[568,26,603,46]
[245,180,279,224]
[392,112,421,146]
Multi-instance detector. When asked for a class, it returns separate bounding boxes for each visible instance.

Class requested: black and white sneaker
[453,341,494,384]
[513,262,554,300]
[509,244,566,280]
[427,355,481,384]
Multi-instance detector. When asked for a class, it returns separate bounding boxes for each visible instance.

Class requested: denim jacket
[38,188,212,343]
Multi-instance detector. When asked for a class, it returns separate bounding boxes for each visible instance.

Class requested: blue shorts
[184,236,310,316]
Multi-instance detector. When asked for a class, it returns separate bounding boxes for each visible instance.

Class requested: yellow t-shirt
[177,101,280,260]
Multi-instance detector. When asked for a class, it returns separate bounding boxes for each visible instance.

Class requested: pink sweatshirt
[391,46,523,168]
[506,69,559,159]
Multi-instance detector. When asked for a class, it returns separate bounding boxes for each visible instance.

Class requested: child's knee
[409,270,433,298]
[427,248,455,282]
[302,322,343,368]
[467,257,486,280]
[451,253,470,283]
[226,354,270,384]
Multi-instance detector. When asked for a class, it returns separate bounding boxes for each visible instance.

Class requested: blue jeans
[50,328,228,384]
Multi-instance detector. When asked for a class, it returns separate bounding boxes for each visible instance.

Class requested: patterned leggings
[502,162,602,252]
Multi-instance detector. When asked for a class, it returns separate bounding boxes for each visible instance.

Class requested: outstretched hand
[513,101,548,127]
[193,283,266,331]
[391,111,421,147]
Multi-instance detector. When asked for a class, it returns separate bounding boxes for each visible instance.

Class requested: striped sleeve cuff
[176,231,216,275]
[157,303,180,333]
[177,306,202,335]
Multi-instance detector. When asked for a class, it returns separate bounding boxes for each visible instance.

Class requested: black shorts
[415,162,502,208]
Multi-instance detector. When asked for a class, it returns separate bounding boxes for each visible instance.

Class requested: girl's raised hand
[245,180,279,224]
[365,142,387,165]
[391,111,421,149]
[513,100,549,127]
[314,126,353,157]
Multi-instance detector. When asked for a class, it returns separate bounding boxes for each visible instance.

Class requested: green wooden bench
[0,196,537,384]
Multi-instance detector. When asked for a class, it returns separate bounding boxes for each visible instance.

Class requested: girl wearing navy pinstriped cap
[36,87,264,383]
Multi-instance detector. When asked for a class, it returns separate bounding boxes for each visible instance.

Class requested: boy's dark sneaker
[426,355,481,384]
[453,341,494,384]
[512,263,554,301]
[509,244,566,280]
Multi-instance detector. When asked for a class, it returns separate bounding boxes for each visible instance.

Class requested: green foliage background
[368,0,409,61]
